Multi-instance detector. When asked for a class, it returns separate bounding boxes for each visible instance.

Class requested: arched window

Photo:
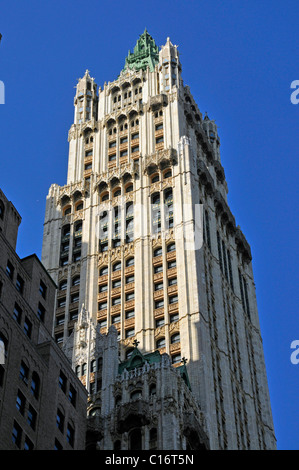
[156,337,166,349]
[100,266,108,276]
[63,206,71,216]
[113,262,121,272]
[154,247,162,257]
[101,192,109,202]
[151,174,159,184]
[113,188,121,198]
[149,383,156,396]
[75,201,83,211]
[164,170,172,179]
[82,363,87,375]
[126,184,133,193]
[126,257,134,267]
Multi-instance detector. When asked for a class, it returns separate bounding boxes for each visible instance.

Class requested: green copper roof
[122,28,159,73]
[118,347,192,390]
[118,348,161,374]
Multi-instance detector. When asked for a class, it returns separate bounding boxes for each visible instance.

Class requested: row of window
[63,200,83,217]
[204,211,250,317]
[58,369,77,407]
[108,118,139,135]
[6,260,47,300]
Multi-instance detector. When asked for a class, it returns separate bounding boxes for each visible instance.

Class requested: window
[113,189,121,198]
[125,310,135,319]
[113,262,121,272]
[155,300,164,309]
[155,318,164,328]
[23,317,32,339]
[12,421,22,448]
[71,293,79,303]
[126,184,133,192]
[164,170,172,179]
[167,243,175,252]
[168,277,177,286]
[54,438,63,450]
[126,257,134,267]
[13,303,22,324]
[151,174,159,184]
[27,405,37,430]
[169,295,178,304]
[39,280,47,299]
[155,123,163,131]
[154,265,163,274]
[31,372,40,399]
[109,154,116,162]
[156,337,165,349]
[67,424,75,447]
[6,261,14,280]
[112,279,121,289]
[112,314,121,324]
[16,390,26,415]
[125,328,135,338]
[58,370,67,393]
[98,319,107,329]
[0,200,4,220]
[171,333,180,344]
[89,381,95,394]
[37,303,45,322]
[100,266,108,276]
[168,260,176,269]
[156,136,164,144]
[99,301,107,311]
[154,247,162,257]
[126,292,135,301]
[16,275,24,294]
[69,385,77,407]
[99,283,108,293]
[132,132,139,140]
[59,280,67,291]
[171,354,181,364]
[20,361,29,384]
[24,436,34,450]
[82,363,87,375]
[56,409,65,433]
[112,297,121,306]
[126,348,134,359]
[75,365,80,378]
[154,282,163,291]
[70,310,78,321]
[126,275,134,284]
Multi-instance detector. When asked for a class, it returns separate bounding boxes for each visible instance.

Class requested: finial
[181,357,188,365]
[133,339,140,348]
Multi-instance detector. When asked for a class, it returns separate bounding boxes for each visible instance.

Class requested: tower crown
[122,28,159,73]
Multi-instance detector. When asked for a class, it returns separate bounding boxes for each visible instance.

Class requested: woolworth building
[41,30,276,450]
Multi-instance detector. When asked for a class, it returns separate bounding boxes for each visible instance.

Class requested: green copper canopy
[122,29,159,73]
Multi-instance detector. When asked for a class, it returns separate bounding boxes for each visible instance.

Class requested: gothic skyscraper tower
[42,30,276,450]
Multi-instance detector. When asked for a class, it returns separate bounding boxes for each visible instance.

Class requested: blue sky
[0,0,298,450]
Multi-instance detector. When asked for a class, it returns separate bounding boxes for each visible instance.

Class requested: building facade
[42,30,276,450]
[0,188,88,450]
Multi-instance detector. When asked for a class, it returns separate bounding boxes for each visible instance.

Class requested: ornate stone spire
[122,29,159,73]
